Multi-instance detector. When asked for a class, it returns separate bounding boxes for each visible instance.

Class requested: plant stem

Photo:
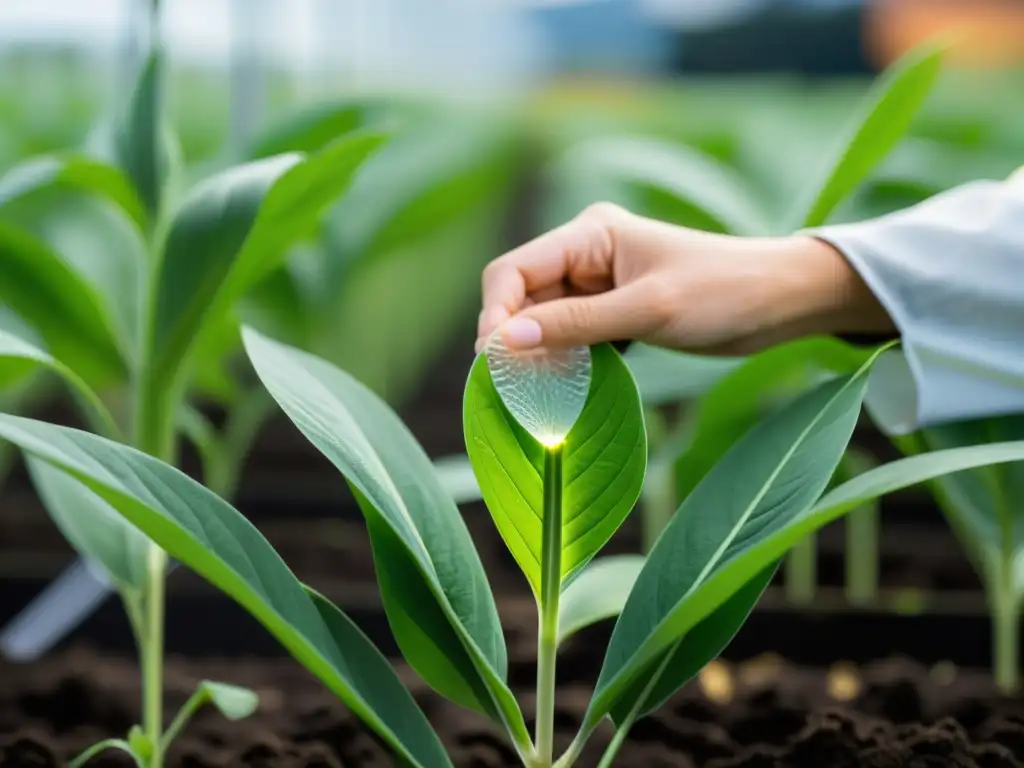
[595,644,679,768]
[535,445,563,767]
[785,535,817,605]
[159,688,208,752]
[141,544,167,768]
[69,739,142,768]
[133,368,175,768]
[134,375,178,465]
[209,388,273,499]
[991,464,1019,695]
[845,502,879,606]
[641,461,675,553]
[993,590,1019,694]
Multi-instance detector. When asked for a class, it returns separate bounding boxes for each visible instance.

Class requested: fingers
[496,280,668,351]
[478,204,621,343]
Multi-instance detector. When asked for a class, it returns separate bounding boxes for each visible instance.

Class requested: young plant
[0,27,386,767]
[891,416,1024,693]
[0,102,522,676]
[5,329,1024,766]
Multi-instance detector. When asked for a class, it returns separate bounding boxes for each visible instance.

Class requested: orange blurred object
[866,0,1024,67]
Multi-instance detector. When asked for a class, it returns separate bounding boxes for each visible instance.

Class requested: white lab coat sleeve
[804,173,1024,436]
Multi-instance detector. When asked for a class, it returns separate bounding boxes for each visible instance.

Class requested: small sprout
[160,681,260,754]
[200,681,261,721]
[127,726,152,761]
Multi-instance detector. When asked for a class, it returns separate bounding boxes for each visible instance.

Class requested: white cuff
[805,178,1024,436]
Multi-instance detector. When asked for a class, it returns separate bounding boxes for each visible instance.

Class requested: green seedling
[4,330,1024,767]
[0,18,386,763]
[893,416,1024,693]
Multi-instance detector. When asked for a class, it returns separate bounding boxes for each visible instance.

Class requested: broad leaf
[26,457,150,593]
[558,555,645,644]
[796,42,944,228]
[149,131,386,396]
[609,564,777,722]
[464,343,647,596]
[242,329,530,752]
[198,681,260,720]
[0,415,450,768]
[0,221,125,385]
[0,154,146,230]
[589,359,878,730]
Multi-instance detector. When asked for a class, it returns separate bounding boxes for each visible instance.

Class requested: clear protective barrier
[484,332,592,448]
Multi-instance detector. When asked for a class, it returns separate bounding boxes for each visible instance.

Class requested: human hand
[476,203,893,356]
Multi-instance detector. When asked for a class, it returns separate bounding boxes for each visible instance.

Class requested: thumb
[497,283,665,350]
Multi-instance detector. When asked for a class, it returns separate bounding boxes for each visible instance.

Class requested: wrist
[769,235,896,340]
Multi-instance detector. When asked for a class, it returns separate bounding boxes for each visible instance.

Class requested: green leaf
[814,439,1024,524]
[674,337,871,506]
[323,118,513,269]
[149,131,386,396]
[113,50,171,219]
[126,726,151,760]
[198,681,260,720]
[796,42,945,228]
[899,417,1024,589]
[588,359,878,731]
[12,192,147,360]
[0,305,44,348]
[0,329,118,436]
[623,344,743,408]
[26,456,150,593]
[0,221,125,385]
[558,555,645,645]
[552,136,769,235]
[246,96,399,158]
[0,415,450,768]
[609,564,777,722]
[0,154,146,230]
[464,343,647,597]
[589,381,1024,736]
[242,328,529,752]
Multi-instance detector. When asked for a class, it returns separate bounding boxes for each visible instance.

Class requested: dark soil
[2,644,1023,768]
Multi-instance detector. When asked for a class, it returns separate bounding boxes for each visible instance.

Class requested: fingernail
[501,317,543,349]
[478,306,509,338]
